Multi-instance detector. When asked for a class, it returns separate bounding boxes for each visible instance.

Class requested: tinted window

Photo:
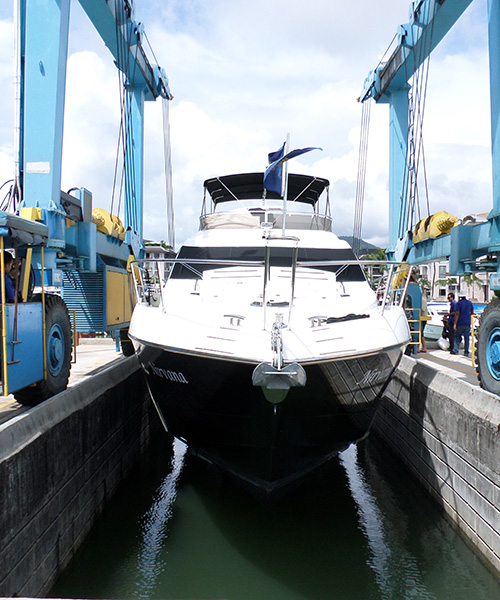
[171,246,365,282]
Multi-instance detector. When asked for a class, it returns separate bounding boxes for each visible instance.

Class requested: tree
[461,273,482,287]
[435,277,458,288]
[361,248,387,290]
[415,275,432,290]
[361,248,387,261]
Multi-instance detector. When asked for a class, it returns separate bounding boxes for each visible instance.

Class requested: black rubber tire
[119,328,135,357]
[476,298,500,395]
[14,294,72,406]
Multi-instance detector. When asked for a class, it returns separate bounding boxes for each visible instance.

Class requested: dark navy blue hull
[137,345,403,497]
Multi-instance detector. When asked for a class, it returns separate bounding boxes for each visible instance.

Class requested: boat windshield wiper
[326,313,369,324]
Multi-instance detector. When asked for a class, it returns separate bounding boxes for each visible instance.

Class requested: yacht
[128,172,410,499]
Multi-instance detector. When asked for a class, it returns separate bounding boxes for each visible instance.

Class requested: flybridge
[200,172,333,233]
[203,173,330,206]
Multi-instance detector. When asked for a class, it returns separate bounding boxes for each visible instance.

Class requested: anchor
[252,314,307,403]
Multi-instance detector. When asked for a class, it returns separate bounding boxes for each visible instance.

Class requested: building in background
[417,261,491,303]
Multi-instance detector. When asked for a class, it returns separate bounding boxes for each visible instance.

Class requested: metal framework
[361,0,500,289]
[16,0,171,285]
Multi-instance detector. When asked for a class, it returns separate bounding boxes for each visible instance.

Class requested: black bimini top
[203,173,329,206]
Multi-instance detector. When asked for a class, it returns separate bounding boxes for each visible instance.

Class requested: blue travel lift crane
[0,0,171,404]
[360,0,500,393]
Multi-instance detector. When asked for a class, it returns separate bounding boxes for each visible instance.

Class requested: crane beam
[362,0,474,103]
[77,0,171,101]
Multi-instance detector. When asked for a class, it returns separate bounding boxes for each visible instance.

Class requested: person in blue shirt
[2,251,15,303]
[454,290,474,357]
[445,292,458,354]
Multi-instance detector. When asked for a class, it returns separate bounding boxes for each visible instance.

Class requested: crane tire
[14,294,72,406]
[476,298,500,395]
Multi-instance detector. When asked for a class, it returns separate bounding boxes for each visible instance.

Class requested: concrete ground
[411,341,480,387]
[0,338,124,426]
[68,338,124,386]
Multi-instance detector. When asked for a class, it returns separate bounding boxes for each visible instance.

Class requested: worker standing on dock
[2,251,15,303]
[454,290,474,357]
[445,292,458,354]
[419,286,430,353]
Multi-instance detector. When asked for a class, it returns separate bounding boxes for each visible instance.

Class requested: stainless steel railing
[130,257,413,330]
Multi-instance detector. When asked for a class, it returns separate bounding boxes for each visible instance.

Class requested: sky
[0,0,493,250]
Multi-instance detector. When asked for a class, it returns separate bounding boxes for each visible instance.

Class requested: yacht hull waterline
[129,172,411,497]
[136,342,404,494]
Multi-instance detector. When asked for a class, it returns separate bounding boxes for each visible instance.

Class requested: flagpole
[281,133,290,236]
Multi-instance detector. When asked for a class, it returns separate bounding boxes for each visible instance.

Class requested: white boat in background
[129,172,411,500]
[424,301,448,342]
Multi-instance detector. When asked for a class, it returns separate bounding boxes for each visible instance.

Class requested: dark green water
[49,435,500,600]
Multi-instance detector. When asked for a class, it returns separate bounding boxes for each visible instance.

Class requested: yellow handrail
[471,312,479,368]
[405,307,421,346]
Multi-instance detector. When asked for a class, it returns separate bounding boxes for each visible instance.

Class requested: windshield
[171,246,366,281]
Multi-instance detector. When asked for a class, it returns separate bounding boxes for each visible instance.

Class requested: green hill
[339,236,380,255]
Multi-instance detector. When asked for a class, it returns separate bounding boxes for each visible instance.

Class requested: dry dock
[0,339,162,597]
[0,341,499,596]
[373,352,500,575]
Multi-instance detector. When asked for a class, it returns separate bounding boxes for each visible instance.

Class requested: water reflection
[50,437,500,600]
[342,444,435,599]
[177,453,375,599]
[350,441,500,600]
[134,439,187,598]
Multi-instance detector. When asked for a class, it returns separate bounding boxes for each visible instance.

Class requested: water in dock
[49,434,500,600]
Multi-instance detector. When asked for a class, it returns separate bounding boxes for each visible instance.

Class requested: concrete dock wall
[375,355,500,574]
[0,355,160,597]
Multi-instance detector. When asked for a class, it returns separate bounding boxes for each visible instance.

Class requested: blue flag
[268,143,286,163]
[263,143,286,195]
[264,145,322,196]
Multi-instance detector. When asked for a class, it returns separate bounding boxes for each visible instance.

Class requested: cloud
[0,0,493,250]
[0,18,15,187]
[61,51,122,200]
